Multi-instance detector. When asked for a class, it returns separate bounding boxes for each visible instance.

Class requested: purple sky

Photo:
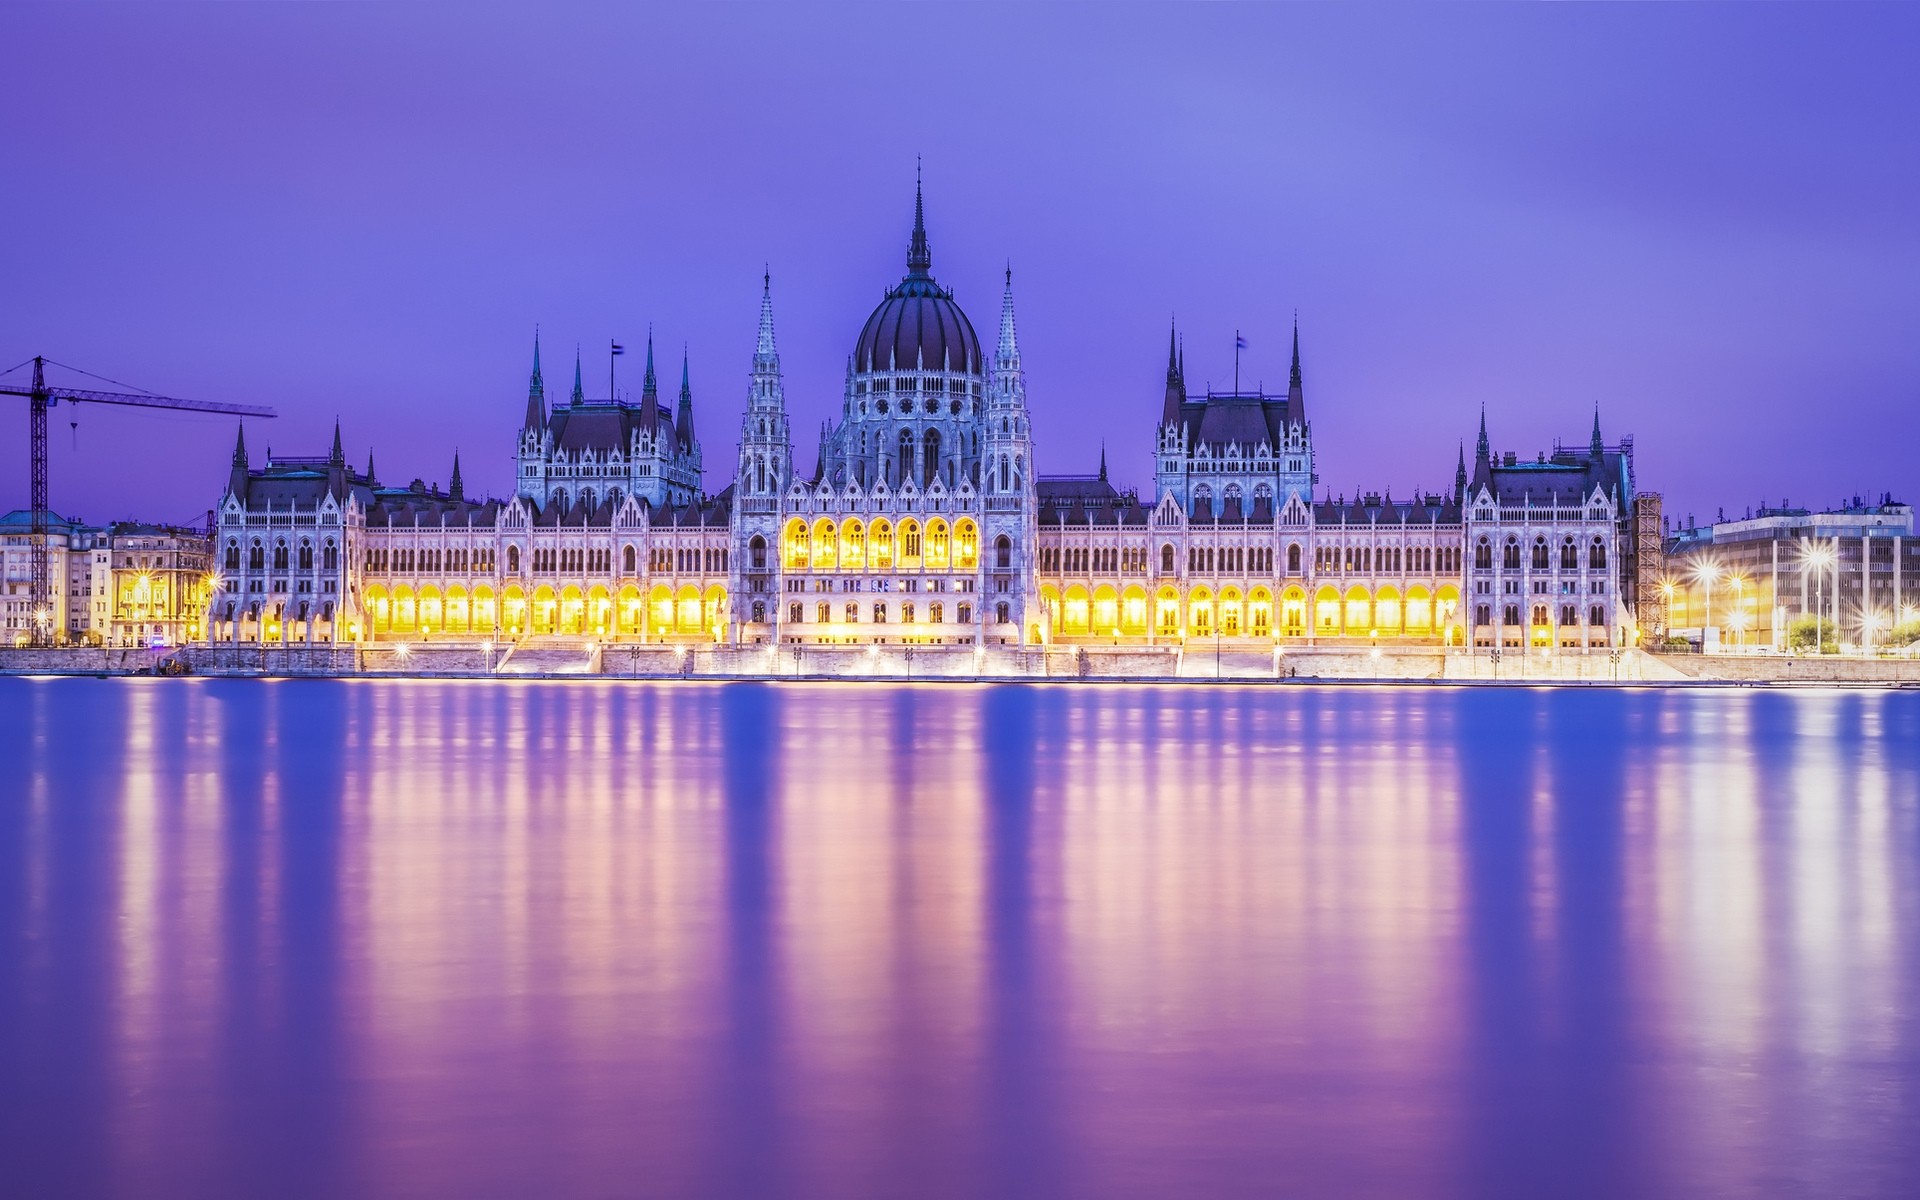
[5,4,1917,528]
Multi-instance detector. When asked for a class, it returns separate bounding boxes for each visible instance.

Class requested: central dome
[852,184,983,376]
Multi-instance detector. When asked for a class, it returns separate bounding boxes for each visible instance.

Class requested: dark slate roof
[1171,390,1300,450]
[1473,445,1631,513]
[854,281,982,376]
[366,484,501,528]
[1310,493,1462,526]
[1038,476,1149,526]
[235,458,371,510]
[546,401,670,452]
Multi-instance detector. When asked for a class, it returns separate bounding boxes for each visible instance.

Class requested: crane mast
[2,355,275,647]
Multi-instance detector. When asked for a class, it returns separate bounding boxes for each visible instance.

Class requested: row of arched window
[226,536,338,573]
[1475,535,1608,571]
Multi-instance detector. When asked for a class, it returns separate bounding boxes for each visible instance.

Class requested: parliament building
[208,186,1647,656]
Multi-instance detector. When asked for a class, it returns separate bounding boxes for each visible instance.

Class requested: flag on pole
[611,341,626,355]
[1235,334,1248,350]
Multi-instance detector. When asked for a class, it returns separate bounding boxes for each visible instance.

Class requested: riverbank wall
[5,643,1916,685]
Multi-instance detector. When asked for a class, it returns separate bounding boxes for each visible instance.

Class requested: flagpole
[1234,329,1240,397]
[610,339,616,403]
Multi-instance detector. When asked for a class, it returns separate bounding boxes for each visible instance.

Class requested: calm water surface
[2,678,1917,1199]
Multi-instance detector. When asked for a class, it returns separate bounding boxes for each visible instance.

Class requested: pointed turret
[1454,442,1468,502]
[1161,317,1187,427]
[755,269,779,372]
[366,452,379,488]
[1590,407,1604,460]
[675,347,695,449]
[570,348,585,405]
[1098,442,1108,482]
[640,329,660,430]
[329,419,345,468]
[1476,406,1490,465]
[524,330,546,431]
[907,163,932,278]
[995,266,1022,373]
[228,423,249,498]
[449,452,464,502]
[1286,315,1306,423]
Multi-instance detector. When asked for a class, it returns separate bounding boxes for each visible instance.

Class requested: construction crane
[1,355,276,646]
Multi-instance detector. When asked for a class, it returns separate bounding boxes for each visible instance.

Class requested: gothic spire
[449,451,464,502]
[329,418,344,468]
[1476,405,1490,464]
[995,265,1021,371]
[1162,319,1187,427]
[1289,315,1303,390]
[675,346,695,448]
[907,162,931,277]
[755,269,779,368]
[1455,441,1468,500]
[1098,441,1108,482]
[642,329,658,398]
[227,423,249,498]
[1590,407,1604,459]
[1286,314,1306,424]
[571,347,585,405]
[366,451,378,487]
[1167,318,1180,382]
[524,329,547,431]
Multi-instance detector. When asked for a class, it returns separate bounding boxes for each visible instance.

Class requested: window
[845,603,859,623]
[322,540,337,570]
[1590,538,1607,569]
[1475,604,1491,626]
[507,545,520,573]
[750,535,766,570]
[249,540,264,570]
[816,602,831,623]
[225,541,240,571]
[1561,538,1578,570]
[874,602,888,623]
[997,535,1013,570]
[1475,539,1492,570]
[903,602,915,624]
[930,602,944,624]
[1531,538,1549,570]
[1561,605,1576,626]
[996,601,1010,624]
[1503,604,1520,626]
[1503,539,1520,570]
[298,541,313,570]
[624,545,636,573]
[1287,543,1300,574]
[789,602,803,623]
[957,602,971,624]
[1590,604,1605,627]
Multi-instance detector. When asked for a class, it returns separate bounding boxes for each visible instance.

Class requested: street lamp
[1802,541,1835,653]
[1691,560,1720,649]
[1728,574,1747,648]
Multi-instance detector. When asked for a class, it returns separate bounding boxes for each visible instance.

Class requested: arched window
[298,541,313,570]
[749,535,767,570]
[923,429,942,488]
[1161,543,1176,574]
[322,539,337,570]
[580,489,596,513]
[507,545,520,573]
[225,540,240,571]
[623,544,636,573]
[996,534,1013,570]
[1192,484,1213,518]
[1531,538,1550,570]
[1287,543,1301,574]
[1590,537,1607,569]
[1503,538,1521,570]
[897,429,914,486]
[1561,537,1578,570]
[1475,538,1492,570]
[552,488,568,512]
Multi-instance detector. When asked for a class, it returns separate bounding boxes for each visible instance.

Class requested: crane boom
[5,355,277,646]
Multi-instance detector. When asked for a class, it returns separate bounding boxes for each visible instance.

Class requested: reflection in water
[1,679,1918,1199]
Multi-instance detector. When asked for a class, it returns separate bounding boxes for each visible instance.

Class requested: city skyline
[5,4,1918,527]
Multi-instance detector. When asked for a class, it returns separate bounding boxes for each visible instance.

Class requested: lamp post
[1803,541,1835,654]
[1692,562,1720,650]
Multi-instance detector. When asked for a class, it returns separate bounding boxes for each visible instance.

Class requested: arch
[587,584,613,635]
[1121,584,1149,636]
[898,518,923,568]
[1063,584,1092,636]
[994,532,1012,570]
[783,518,810,570]
[922,428,942,488]
[702,585,728,641]
[839,519,866,571]
[1313,584,1341,633]
[531,584,558,635]
[675,584,702,634]
[444,584,470,635]
[507,544,521,574]
[1280,585,1308,636]
[1161,542,1176,574]
[1344,584,1372,635]
[648,583,674,633]
[1373,585,1402,636]
[1155,585,1182,636]
[810,517,838,570]
[926,518,951,570]
[502,584,527,635]
[1405,584,1433,633]
[416,585,443,635]
[1092,583,1120,635]
[1039,584,1063,637]
[870,518,896,570]
[557,585,585,635]
[364,585,391,637]
[617,583,642,634]
[955,519,979,569]
[471,585,497,633]
[1287,542,1301,574]
[1219,585,1245,637]
[748,534,767,571]
[623,544,637,573]
[1188,586,1214,638]
[1248,585,1274,638]
[391,584,417,634]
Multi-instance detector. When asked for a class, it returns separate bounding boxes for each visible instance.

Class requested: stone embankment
[2,643,1913,686]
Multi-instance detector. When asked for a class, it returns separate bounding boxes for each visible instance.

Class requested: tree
[1787,615,1836,653]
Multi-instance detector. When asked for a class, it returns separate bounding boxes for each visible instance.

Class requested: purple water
[2,679,1916,1199]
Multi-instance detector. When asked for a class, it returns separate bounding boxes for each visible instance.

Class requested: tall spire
[228,423,249,498]
[1098,441,1108,482]
[675,346,695,448]
[1289,315,1303,390]
[329,418,344,467]
[1167,318,1180,382]
[642,329,658,398]
[366,451,378,487]
[755,269,779,368]
[907,161,932,277]
[571,347,585,405]
[1162,318,1188,427]
[995,265,1021,371]
[1454,441,1468,500]
[1286,314,1306,424]
[524,329,547,431]
[1476,405,1490,464]
[1590,407,1604,459]
[449,451,464,502]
